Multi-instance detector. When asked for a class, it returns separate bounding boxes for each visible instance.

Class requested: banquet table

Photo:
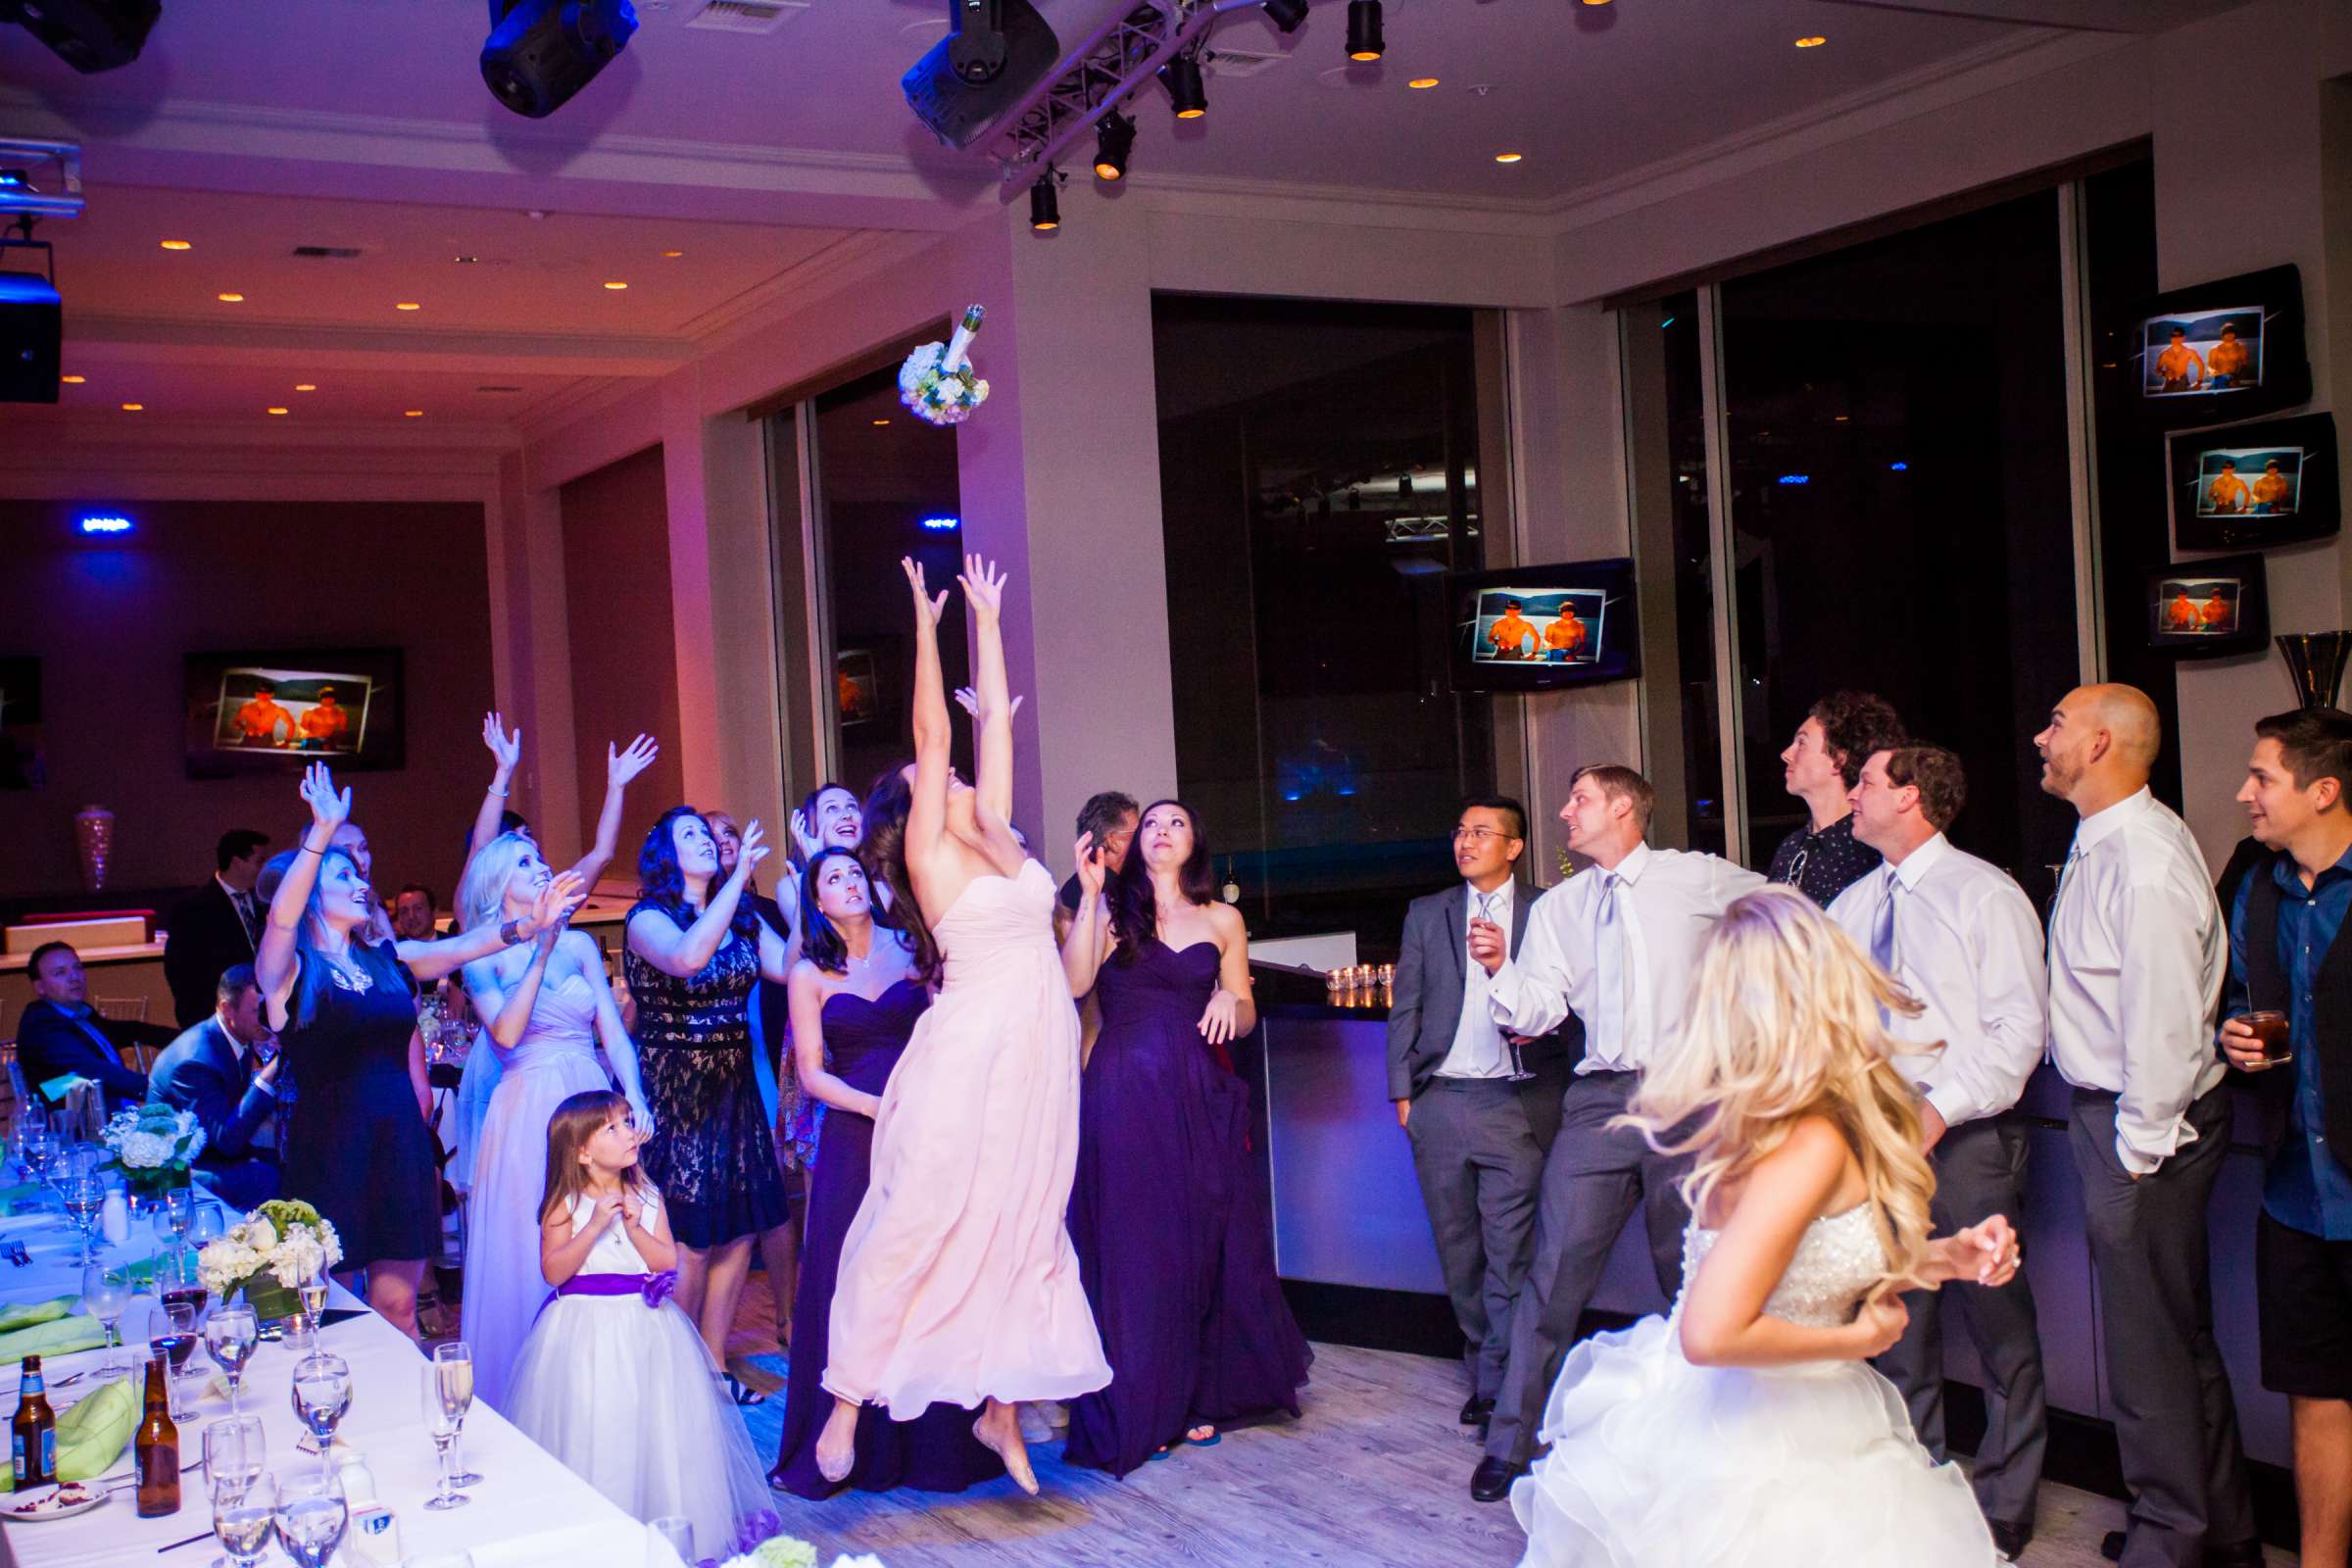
[0,1204,685,1568]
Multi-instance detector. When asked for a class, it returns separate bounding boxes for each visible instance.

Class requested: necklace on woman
[318,946,374,994]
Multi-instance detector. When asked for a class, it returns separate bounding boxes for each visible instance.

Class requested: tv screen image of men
[212,667,371,755]
[2143,308,2263,397]
[2190,446,2303,519]
[1473,589,1603,665]
[2158,579,2240,637]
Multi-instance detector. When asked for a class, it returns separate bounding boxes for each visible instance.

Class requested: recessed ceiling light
[267,408,289,416]
[395,302,421,311]
[1494,152,1524,164]
[1794,35,1827,47]
[217,292,245,303]
[60,374,84,384]
[661,249,684,259]
[1582,0,1612,6]
[1408,76,1439,89]
[872,418,891,426]
[454,255,479,264]
[159,239,192,251]
[405,410,424,417]
[295,383,317,392]
[120,403,143,412]
[603,280,629,290]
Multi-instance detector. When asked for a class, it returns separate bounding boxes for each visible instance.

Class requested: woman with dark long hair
[768,848,1002,1497]
[1057,798,1311,1475]
[622,805,796,1401]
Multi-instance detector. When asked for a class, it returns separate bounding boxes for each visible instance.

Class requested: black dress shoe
[2101,1530,2126,1562]
[1459,1395,1494,1426]
[1470,1457,1526,1503]
[1986,1520,2031,1562]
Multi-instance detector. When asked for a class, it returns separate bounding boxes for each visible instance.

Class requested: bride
[455,832,653,1412]
[1513,887,2019,1568]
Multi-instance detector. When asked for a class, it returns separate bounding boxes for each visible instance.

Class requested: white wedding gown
[506,1191,772,1558]
[1512,1203,2000,1567]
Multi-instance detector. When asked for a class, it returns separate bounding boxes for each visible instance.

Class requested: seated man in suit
[15,941,159,1112]
[165,828,270,1029]
[148,964,281,1210]
[1388,795,1573,1444]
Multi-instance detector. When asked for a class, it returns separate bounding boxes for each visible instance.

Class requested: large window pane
[1717,191,2078,884]
[1154,295,1495,953]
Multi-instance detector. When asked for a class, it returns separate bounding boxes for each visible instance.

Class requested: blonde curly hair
[1623,885,1938,1298]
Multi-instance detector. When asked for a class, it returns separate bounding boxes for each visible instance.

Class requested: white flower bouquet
[696,1510,886,1568]
[897,304,990,426]
[196,1199,344,1316]
[99,1104,205,1198]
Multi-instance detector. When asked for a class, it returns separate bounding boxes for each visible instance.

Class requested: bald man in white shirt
[2038,684,2257,1568]
[1463,764,1765,1500]
[1830,744,2047,1559]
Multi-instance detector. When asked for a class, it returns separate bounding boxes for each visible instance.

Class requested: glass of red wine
[153,1298,202,1420]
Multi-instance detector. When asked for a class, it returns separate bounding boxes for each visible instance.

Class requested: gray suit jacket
[1386,880,1576,1114]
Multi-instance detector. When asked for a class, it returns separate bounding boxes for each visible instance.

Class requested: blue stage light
[920,515,960,531]
[1776,474,1810,486]
[1888,462,1909,472]
[77,513,132,534]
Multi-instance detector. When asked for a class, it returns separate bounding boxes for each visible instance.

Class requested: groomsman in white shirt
[1830,744,2048,1560]
[1464,764,1764,1500]
[2036,684,2258,1568]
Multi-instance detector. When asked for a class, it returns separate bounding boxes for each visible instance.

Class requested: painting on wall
[0,658,44,790]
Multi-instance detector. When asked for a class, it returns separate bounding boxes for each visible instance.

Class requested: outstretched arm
[902,557,954,880]
[572,734,659,890]
[957,556,1016,831]
[466,712,522,868]
[398,873,583,983]
[259,762,349,1028]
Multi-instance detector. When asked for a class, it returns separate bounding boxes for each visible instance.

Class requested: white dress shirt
[1489,843,1767,1072]
[1827,832,2047,1128]
[2045,787,2228,1175]
[1437,880,1516,1079]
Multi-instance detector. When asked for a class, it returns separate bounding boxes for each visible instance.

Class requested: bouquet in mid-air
[898,305,990,426]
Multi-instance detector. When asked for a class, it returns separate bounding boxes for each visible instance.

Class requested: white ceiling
[0,0,2247,438]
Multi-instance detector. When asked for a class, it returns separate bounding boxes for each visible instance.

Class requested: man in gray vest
[1387,796,1571,1446]
[2220,707,2352,1568]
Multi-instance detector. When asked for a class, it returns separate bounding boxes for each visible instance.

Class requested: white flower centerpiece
[896,304,990,427]
[99,1104,205,1198]
[196,1200,344,1322]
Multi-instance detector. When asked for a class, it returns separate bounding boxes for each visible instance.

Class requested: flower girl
[505,1090,772,1558]
[1512,888,2022,1568]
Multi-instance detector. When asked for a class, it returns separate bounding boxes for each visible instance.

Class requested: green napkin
[35,1075,91,1105]
[0,1296,73,1335]
[0,1183,43,1207]
[0,1314,107,1367]
[0,1376,137,1492]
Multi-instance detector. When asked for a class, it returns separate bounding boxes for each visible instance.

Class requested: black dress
[278,942,439,1270]
[624,902,790,1250]
[768,978,1001,1497]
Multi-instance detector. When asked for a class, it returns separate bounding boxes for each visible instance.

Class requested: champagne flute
[202,1415,266,1568]
[164,1185,198,1262]
[78,1260,130,1378]
[295,1260,329,1347]
[419,1362,468,1511]
[205,1304,260,1413]
[289,1352,352,1474]
[271,1466,349,1568]
[434,1341,481,1486]
[61,1173,104,1265]
[211,1467,276,1568]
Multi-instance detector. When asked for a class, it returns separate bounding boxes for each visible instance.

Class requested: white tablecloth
[0,1207,679,1568]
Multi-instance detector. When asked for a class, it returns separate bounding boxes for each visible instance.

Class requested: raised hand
[1198,988,1243,1046]
[733,819,771,878]
[520,871,587,940]
[299,761,352,838]
[1073,831,1106,898]
[901,557,950,628]
[482,712,521,773]
[607,734,659,789]
[957,555,1008,618]
[789,808,822,862]
[954,686,1025,723]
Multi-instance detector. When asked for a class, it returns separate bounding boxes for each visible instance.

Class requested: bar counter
[1238,963,2290,1468]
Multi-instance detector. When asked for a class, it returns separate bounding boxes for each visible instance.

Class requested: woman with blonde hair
[1511,886,2021,1567]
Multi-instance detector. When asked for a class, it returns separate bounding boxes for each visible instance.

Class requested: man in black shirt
[1766,690,1905,906]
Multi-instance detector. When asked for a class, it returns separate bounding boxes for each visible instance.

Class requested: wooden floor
[718,1280,2297,1568]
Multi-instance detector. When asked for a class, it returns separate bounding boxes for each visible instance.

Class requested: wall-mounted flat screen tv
[185,648,405,777]
[1447,558,1639,693]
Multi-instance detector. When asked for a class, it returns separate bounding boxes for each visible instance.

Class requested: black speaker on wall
[0,270,63,404]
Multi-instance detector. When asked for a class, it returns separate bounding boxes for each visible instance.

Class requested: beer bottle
[10,1354,55,1488]
[135,1348,179,1517]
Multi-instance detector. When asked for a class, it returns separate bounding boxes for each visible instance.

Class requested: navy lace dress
[623,903,790,1250]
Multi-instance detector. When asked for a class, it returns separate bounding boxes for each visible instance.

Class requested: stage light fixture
[903,0,1060,151]
[0,0,160,74]
[1345,0,1382,61]
[77,514,132,533]
[1094,112,1135,181]
[481,0,640,121]
[1261,0,1307,33]
[1030,169,1061,231]
[1162,54,1206,119]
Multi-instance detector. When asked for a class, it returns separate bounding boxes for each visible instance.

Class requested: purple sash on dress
[540,1270,678,1315]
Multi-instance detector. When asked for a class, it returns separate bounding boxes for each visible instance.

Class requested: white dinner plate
[1,1481,107,1521]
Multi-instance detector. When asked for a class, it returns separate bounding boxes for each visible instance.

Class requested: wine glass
[434,1341,481,1487]
[202,1414,266,1566]
[294,1259,329,1348]
[164,1185,197,1257]
[289,1352,352,1473]
[419,1362,468,1511]
[78,1261,130,1377]
[205,1304,260,1413]
[647,1517,695,1567]
[156,1298,201,1418]
[271,1466,349,1568]
[190,1200,228,1250]
[61,1173,104,1264]
[211,1466,276,1568]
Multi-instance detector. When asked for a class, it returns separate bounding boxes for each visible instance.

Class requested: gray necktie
[1871,872,1899,973]
[1593,873,1627,1061]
